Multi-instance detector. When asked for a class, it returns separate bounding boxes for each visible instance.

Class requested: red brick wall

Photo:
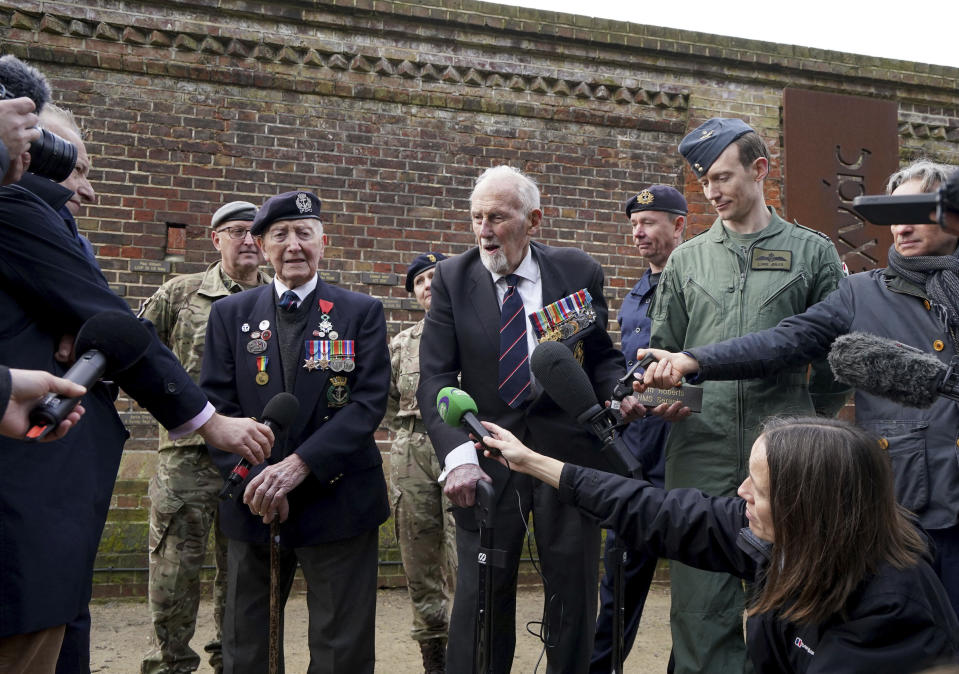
[1,0,956,594]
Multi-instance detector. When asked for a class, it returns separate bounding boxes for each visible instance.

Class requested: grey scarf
[887,244,959,335]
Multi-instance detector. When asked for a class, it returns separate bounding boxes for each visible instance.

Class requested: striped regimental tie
[498,274,530,407]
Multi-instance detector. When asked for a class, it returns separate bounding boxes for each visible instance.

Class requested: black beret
[679,118,755,178]
[250,190,321,237]
[405,252,447,292]
[624,185,688,217]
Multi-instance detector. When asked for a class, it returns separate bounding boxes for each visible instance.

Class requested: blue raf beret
[679,118,755,177]
[405,252,448,292]
[625,185,688,217]
[250,190,321,236]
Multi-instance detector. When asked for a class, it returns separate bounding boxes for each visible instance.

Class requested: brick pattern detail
[0,0,956,596]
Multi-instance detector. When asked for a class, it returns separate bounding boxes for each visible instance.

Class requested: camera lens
[27,127,77,183]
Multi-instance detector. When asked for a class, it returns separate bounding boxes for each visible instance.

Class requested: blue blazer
[0,180,208,637]
[201,279,390,547]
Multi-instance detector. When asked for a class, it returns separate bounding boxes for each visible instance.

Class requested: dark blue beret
[625,185,688,217]
[679,118,755,177]
[405,252,448,292]
[251,190,321,236]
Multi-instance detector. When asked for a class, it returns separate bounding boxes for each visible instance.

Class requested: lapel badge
[246,338,267,354]
[241,323,250,333]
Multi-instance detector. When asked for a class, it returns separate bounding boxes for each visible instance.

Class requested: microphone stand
[592,413,644,674]
[473,479,505,674]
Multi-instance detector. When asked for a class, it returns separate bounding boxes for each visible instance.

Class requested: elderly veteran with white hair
[200,190,391,673]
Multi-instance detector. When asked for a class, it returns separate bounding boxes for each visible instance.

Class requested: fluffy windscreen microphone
[827,331,959,408]
[26,311,153,440]
[0,55,51,110]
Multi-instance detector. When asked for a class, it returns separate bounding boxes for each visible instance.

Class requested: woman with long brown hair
[479,416,959,673]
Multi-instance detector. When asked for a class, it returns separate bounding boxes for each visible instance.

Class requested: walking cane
[269,520,281,674]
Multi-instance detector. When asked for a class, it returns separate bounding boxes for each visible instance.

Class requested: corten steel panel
[783,88,898,272]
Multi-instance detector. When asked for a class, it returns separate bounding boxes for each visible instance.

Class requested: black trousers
[222,528,378,674]
[447,471,601,674]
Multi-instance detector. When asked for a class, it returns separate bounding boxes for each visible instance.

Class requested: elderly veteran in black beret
[200,190,391,673]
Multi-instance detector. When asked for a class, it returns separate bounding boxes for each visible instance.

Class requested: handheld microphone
[26,311,152,441]
[530,341,643,478]
[436,386,499,455]
[219,392,300,500]
[827,331,959,408]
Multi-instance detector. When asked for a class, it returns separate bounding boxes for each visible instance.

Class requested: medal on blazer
[327,375,350,407]
[255,356,269,386]
[315,298,336,338]
[246,338,267,354]
[530,289,596,343]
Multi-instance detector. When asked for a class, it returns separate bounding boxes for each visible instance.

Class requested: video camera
[852,168,959,229]
[0,55,77,182]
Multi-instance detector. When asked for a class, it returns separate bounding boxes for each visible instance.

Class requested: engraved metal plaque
[362,272,399,286]
[131,260,171,273]
[783,88,898,271]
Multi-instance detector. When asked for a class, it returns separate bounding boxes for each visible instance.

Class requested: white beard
[479,242,510,275]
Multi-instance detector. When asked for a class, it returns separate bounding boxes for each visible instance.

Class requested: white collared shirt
[273,274,318,305]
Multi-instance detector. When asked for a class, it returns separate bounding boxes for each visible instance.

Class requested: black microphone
[436,386,499,456]
[827,331,959,408]
[530,341,643,478]
[26,311,152,441]
[219,392,300,500]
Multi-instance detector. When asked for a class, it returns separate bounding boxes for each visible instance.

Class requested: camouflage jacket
[139,261,271,450]
[387,318,424,430]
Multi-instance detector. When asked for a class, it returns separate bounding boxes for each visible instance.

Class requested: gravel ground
[90,584,672,672]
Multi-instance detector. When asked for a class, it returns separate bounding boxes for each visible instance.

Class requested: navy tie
[279,290,299,312]
[498,274,530,407]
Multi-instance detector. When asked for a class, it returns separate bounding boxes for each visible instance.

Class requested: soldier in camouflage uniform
[388,252,458,674]
[139,201,270,674]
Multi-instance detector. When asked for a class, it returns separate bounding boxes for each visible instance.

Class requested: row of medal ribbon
[529,288,597,343]
[304,340,355,372]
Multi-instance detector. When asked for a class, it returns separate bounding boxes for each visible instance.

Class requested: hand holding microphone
[1,368,86,441]
[27,311,152,441]
[436,386,499,455]
[219,393,299,501]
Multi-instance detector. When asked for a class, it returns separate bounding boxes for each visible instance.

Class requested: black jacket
[0,179,208,636]
[558,464,959,673]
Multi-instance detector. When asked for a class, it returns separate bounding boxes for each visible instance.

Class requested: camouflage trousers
[390,420,458,643]
[141,446,227,674]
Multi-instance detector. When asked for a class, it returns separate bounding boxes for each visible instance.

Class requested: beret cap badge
[295,192,312,214]
[637,190,654,205]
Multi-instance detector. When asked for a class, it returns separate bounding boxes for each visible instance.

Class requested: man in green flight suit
[139,200,271,674]
[646,118,851,674]
[388,252,458,674]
